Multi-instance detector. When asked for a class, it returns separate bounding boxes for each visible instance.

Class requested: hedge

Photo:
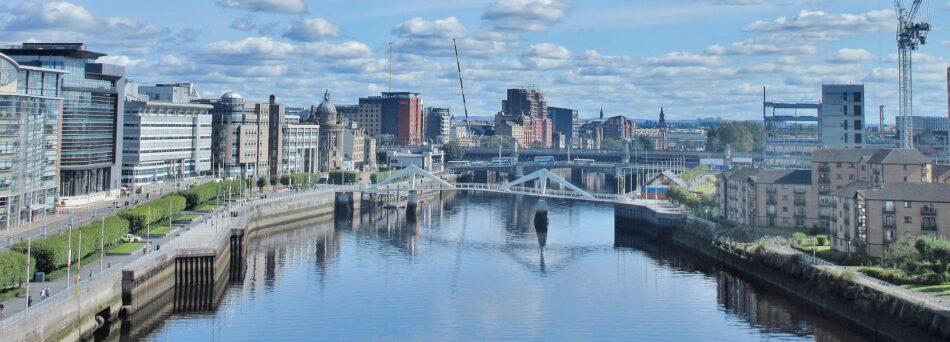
[12,215,129,274]
[118,194,186,231]
[279,173,319,187]
[0,250,32,289]
[179,180,245,209]
[327,171,359,184]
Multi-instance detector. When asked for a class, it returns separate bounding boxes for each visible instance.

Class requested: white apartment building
[820,84,865,149]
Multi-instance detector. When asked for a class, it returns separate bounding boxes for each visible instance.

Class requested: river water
[127,192,867,341]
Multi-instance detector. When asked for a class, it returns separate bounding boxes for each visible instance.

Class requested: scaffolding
[763,87,820,169]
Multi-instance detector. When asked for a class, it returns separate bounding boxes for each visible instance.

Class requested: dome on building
[221,90,243,100]
[316,89,337,124]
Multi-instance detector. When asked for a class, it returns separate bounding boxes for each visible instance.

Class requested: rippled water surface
[131,192,866,341]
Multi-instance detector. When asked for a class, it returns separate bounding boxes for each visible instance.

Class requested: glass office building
[0,43,125,204]
[0,53,66,229]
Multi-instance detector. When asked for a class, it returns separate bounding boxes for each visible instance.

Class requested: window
[849,174,855,180]
[885,201,894,211]
[843,120,849,130]
[854,92,862,102]
[904,201,911,208]
[836,173,842,180]
[849,162,855,168]
[854,133,862,144]
[904,216,912,224]
[783,207,788,212]
[842,105,848,114]
[854,120,862,128]
[886,230,895,242]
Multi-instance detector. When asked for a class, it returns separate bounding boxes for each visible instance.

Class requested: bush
[327,171,359,184]
[281,173,318,188]
[12,215,129,274]
[119,194,186,231]
[371,170,398,183]
[0,250,33,289]
[179,180,244,209]
[816,235,827,246]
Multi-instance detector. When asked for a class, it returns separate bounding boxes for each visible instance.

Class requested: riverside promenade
[0,185,338,341]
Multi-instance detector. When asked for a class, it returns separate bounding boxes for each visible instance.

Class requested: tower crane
[453,38,472,141]
[894,0,931,148]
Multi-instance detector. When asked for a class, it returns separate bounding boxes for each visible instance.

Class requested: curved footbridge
[0,166,684,341]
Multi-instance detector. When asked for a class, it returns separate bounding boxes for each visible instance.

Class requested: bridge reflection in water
[116,191,862,341]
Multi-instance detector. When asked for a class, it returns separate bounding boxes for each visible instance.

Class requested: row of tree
[706,121,763,153]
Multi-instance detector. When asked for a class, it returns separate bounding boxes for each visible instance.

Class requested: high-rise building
[267,94,286,176]
[425,107,452,144]
[358,92,424,146]
[0,53,66,229]
[195,91,268,180]
[0,43,127,203]
[122,83,212,186]
[820,84,865,149]
[548,107,579,148]
[495,87,553,147]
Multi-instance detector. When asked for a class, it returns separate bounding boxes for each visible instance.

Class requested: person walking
[27,295,33,307]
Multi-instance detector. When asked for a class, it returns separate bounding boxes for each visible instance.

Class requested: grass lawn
[694,182,716,195]
[0,287,25,302]
[174,214,202,222]
[148,225,171,235]
[106,242,147,255]
[196,203,216,212]
[902,283,950,294]
[46,251,105,281]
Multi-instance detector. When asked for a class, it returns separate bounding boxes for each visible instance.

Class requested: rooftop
[811,148,880,163]
[866,148,930,165]
[0,43,106,60]
[754,169,811,185]
[862,182,950,203]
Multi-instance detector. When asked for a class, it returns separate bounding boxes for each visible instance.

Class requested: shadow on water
[614,228,868,342]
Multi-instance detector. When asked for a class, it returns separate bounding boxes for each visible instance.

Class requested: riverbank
[639,216,950,342]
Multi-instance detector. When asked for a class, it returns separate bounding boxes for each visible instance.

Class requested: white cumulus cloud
[482,0,568,32]
[216,0,306,14]
[283,18,340,42]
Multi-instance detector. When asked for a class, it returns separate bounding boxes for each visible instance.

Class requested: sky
[1,0,949,122]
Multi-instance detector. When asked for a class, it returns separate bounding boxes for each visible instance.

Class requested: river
[120,191,867,341]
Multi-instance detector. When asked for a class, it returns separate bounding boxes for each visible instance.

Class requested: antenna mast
[453,38,471,138]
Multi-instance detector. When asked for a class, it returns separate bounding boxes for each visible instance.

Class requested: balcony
[794,212,807,218]
[794,187,806,194]
[884,207,895,214]
[921,206,937,216]
[922,222,937,231]
[794,199,806,206]
[818,177,830,184]
[884,223,897,230]
[818,165,830,172]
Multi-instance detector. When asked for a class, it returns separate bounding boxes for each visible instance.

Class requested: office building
[122,83,212,186]
[820,84,865,148]
[196,91,268,180]
[1,43,126,204]
[281,118,320,175]
[0,52,66,229]
[425,107,452,144]
[548,106,579,148]
[342,121,366,171]
[358,92,424,146]
[267,94,287,176]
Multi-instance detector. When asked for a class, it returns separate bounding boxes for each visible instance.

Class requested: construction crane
[894,0,931,148]
[452,38,472,142]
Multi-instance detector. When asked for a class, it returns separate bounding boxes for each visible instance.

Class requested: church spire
[599,106,604,120]
[658,107,666,129]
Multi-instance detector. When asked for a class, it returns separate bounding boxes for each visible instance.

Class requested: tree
[269,175,279,186]
[443,141,465,162]
[601,138,623,150]
[705,121,763,152]
[637,136,655,151]
[257,176,267,191]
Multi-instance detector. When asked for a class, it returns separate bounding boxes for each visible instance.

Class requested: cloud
[301,41,373,59]
[646,52,723,67]
[706,40,817,55]
[520,42,571,69]
[482,0,568,32]
[283,18,340,42]
[230,15,257,31]
[391,17,506,58]
[1,1,169,50]
[825,48,875,64]
[743,10,893,38]
[96,55,144,67]
[215,0,306,14]
[4,1,95,30]
[202,36,296,63]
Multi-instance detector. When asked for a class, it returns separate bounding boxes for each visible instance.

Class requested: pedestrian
[1,303,5,316]
[27,295,32,307]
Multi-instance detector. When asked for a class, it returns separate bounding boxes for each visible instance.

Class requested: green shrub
[119,194,186,231]
[12,215,129,274]
[816,235,827,246]
[327,171,359,184]
[371,170,398,183]
[0,250,33,289]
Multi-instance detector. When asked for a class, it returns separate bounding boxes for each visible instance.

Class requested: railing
[921,206,937,216]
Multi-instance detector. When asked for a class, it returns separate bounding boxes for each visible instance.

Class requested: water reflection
[129,192,866,341]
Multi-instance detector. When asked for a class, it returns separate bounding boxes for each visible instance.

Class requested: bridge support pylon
[406,190,419,222]
[334,191,353,219]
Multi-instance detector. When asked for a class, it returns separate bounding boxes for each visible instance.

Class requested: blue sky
[1,0,949,121]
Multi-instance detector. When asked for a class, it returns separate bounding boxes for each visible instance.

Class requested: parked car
[121,234,142,243]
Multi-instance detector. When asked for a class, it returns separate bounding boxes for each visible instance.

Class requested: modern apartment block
[122,83,212,186]
[812,148,931,230]
[830,182,950,257]
[0,53,66,229]
[819,84,865,148]
[0,43,126,204]
[425,107,452,144]
[548,106,579,148]
[358,92,424,146]
[196,91,268,180]
[716,168,816,229]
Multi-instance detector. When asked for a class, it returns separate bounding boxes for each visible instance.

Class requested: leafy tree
[442,141,465,162]
[601,138,623,150]
[705,121,763,152]
[637,136,655,151]
[257,176,267,191]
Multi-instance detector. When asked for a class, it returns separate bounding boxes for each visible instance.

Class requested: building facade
[1,43,126,203]
[495,87,553,148]
[358,92,424,146]
[122,83,212,186]
[425,107,452,144]
[281,119,320,175]
[197,91,268,180]
[548,106,579,149]
[0,53,65,229]
[315,91,345,172]
[819,84,865,148]
[717,168,816,229]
